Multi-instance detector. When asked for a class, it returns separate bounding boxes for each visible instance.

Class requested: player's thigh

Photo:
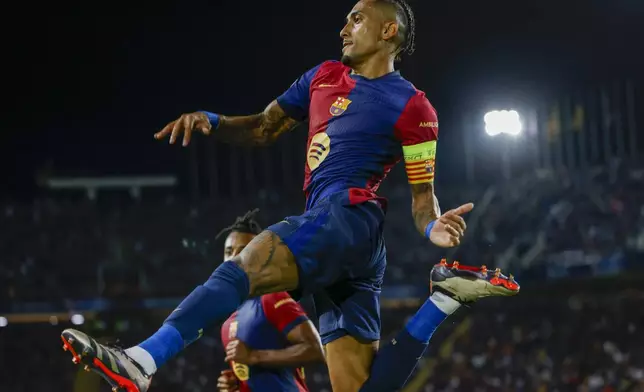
[266,200,374,296]
[232,230,300,296]
[325,335,379,392]
[235,201,349,297]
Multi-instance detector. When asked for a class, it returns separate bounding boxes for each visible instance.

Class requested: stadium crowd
[430,290,644,392]
[2,160,644,391]
[2,161,643,304]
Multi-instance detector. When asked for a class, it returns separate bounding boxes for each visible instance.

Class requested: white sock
[125,346,157,375]
[430,291,461,315]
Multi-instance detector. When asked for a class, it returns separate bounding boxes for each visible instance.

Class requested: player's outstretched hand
[154,112,212,147]
[217,369,240,392]
[225,339,256,365]
[429,203,473,248]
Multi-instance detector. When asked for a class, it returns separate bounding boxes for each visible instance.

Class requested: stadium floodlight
[0,316,7,327]
[71,314,85,325]
[484,110,522,136]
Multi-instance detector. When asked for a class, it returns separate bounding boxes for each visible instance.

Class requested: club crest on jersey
[330,96,352,116]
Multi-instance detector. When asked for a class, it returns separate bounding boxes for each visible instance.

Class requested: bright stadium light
[0,316,7,327]
[484,110,522,136]
[71,314,85,325]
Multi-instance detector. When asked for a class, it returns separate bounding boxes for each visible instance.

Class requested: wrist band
[424,220,436,239]
[199,111,220,129]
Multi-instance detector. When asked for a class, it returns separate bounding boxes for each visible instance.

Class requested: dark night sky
[2,0,643,195]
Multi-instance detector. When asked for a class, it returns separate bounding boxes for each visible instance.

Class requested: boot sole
[61,331,141,392]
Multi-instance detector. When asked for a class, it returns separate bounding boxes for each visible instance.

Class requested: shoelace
[100,338,152,379]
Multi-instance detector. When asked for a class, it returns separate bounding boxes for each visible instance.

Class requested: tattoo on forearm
[215,101,298,146]
[410,182,439,236]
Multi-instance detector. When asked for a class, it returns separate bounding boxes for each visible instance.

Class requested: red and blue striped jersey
[220,292,309,392]
[276,60,439,210]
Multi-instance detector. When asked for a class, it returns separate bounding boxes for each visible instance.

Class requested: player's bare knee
[234,230,300,296]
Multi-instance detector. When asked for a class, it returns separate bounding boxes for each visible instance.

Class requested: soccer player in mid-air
[59,1,520,391]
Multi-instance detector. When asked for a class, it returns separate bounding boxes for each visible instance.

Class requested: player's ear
[382,21,398,40]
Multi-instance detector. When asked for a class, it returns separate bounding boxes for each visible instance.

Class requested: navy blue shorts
[267,193,386,344]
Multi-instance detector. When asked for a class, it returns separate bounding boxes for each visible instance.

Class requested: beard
[340,54,353,66]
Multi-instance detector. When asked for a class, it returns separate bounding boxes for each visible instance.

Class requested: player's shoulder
[372,74,432,113]
[399,82,436,115]
[396,77,432,104]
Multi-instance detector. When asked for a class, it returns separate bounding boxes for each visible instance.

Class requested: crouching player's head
[217,209,263,260]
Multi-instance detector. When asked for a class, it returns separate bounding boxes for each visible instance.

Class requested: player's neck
[350,55,395,79]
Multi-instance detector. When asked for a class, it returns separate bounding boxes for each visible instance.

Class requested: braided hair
[377,0,416,61]
[216,209,263,240]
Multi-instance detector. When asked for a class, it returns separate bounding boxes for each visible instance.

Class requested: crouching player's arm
[224,324,323,368]
[396,92,473,248]
[226,293,325,368]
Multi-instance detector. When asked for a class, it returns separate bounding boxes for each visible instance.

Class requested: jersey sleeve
[276,63,323,121]
[261,292,309,336]
[394,92,439,184]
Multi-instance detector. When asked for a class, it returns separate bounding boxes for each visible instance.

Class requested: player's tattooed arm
[410,182,441,236]
[155,100,299,147]
[216,100,299,146]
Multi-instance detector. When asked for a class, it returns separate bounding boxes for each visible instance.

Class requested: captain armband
[402,140,436,184]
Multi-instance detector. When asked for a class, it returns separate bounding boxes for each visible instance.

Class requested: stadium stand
[1,160,643,391]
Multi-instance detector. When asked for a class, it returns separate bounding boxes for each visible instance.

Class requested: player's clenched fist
[217,369,240,392]
[225,339,256,365]
[429,203,473,248]
[154,112,212,147]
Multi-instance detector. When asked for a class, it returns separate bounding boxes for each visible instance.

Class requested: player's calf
[58,229,302,392]
[129,230,299,374]
[357,260,520,392]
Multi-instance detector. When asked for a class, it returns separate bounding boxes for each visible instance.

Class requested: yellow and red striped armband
[402,140,436,184]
